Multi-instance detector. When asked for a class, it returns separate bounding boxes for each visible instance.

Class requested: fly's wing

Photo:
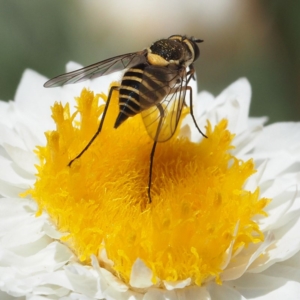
[44,50,147,87]
[140,66,187,142]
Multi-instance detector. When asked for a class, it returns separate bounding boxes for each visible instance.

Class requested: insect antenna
[68,86,120,167]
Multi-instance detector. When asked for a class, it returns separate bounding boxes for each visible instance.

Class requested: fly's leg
[148,140,157,204]
[68,86,119,167]
[147,83,207,203]
[185,85,207,138]
[184,70,207,138]
[147,103,164,203]
[188,63,197,81]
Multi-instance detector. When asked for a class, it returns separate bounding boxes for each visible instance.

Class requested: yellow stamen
[25,86,270,287]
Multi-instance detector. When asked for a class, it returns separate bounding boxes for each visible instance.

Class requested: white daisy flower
[0,64,300,300]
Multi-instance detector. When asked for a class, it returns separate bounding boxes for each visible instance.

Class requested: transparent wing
[44,50,147,87]
[140,66,188,142]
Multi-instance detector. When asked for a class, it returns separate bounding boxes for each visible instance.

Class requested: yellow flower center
[26,87,269,287]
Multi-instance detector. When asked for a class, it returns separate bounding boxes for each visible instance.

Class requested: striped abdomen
[114,64,171,128]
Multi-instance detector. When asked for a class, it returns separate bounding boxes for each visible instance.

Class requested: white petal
[198,78,251,135]
[163,278,191,290]
[221,232,274,281]
[0,156,34,188]
[0,101,13,128]
[0,290,24,300]
[219,222,240,270]
[227,272,300,300]
[0,179,24,198]
[145,285,210,300]
[14,120,45,152]
[0,243,73,297]
[31,285,70,299]
[14,69,57,121]
[243,160,268,193]
[248,116,268,128]
[43,222,66,240]
[195,91,215,116]
[91,255,128,293]
[98,248,114,268]
[66,61,83,72]
[0,124,27,150]
[206,282,246,300]
[130,258,153,288]
[262,261,300,283]
[255,122,300,157]
[61,263,103,298]
[249,214,300,273]
[3,144,37,174]
[257,156,299,185]
[0,242,72,273]
[259,177,300,231]
[231,124,263,157]
[62,293,96,300]
[102,286,143,300]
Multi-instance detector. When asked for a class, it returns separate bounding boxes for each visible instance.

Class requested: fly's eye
[193,43,200,61]
[191,38,203,61]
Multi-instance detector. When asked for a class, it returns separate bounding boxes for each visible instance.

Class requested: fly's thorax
[147,39,182,67]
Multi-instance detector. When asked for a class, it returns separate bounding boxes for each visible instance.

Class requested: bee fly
[44,35,207,203]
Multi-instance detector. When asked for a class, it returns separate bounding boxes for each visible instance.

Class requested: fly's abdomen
[114,65,145,128]
[114,64,169,129]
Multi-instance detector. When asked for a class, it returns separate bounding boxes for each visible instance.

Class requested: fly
[44,34,207,203]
